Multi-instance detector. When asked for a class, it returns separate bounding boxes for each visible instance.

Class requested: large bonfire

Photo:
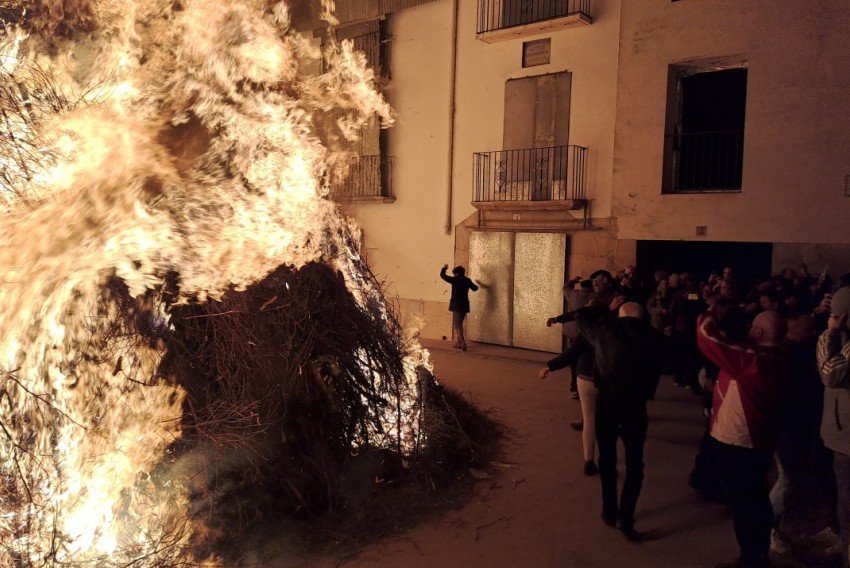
[0,1,496,566]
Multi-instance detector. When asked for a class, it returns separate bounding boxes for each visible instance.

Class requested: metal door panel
[468,231,513,346]
[512,232,565,352]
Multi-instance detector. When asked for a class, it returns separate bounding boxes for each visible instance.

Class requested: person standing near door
[541,270,625,477]
[440,264,479,351]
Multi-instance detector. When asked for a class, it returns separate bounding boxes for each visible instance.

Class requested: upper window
[320,20,394,202]
[662,65,748,193]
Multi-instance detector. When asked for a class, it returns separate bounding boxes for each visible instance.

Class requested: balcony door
[503,72,571,200]
[467,231,565,353]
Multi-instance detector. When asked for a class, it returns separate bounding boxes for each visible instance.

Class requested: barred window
[662,65,748,193]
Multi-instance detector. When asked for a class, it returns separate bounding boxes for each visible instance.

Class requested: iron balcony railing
[477,0,591,34]
[332,155,394,199]
[322,30,391,80]
[473,145,587,202]
[667,130,744,192]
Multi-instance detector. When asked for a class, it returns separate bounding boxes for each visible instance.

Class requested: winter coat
[440,266,478,314]
[576,308,667,401]
[816,329,850,456]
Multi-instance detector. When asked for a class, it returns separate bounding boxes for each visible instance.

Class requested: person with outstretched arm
[574,302,666,541]
[697,308,789,568]
[440,264,478,351]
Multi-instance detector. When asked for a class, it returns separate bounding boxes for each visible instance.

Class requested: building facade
[316,0,850,351]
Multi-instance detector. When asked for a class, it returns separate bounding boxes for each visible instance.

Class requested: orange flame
[0,0,424,565]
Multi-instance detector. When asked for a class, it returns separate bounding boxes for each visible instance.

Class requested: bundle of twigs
[0,63,76,209]
[0,2,499,561]
[118,249,499,559]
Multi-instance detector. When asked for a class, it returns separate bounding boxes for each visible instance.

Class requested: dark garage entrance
[636,240,773,287]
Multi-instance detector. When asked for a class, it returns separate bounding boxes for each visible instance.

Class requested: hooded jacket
[816,328,850,456]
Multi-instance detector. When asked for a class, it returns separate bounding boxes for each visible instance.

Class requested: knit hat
[831,287,850,320]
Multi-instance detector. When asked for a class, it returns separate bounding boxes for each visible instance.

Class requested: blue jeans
[771,429,834,538]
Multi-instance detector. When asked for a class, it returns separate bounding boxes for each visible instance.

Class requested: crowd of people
[536,263,850,568]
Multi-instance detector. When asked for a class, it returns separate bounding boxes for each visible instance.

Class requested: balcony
[330,155,395,203]
[473,145,587,211]
[663,130,744,193]
[477,0,591,43]
[326,28,391,82]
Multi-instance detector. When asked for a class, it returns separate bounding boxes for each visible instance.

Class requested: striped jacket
[816,329,850,456]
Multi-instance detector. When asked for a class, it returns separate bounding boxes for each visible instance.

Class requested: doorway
[467,231,566,353]
[636,240,773,288]
[503,72,572,200]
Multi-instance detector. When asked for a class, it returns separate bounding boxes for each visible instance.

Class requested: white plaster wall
[612,1,850,244]
[345,1,455,313]
[452,0,621,222]
[347,0,623,337]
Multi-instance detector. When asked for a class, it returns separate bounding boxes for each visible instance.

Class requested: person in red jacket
[697,309,789,568]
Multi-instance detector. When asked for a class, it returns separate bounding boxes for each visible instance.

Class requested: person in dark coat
[440,264,478,350]
[669,273,707,394]
[576,301,667,541]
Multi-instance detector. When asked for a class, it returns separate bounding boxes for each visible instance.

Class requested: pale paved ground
[276,339,838,568]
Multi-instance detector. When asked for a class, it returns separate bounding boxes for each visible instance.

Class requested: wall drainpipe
[444,0,460,235]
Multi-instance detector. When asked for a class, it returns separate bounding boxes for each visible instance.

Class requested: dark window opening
[663,67,747,193]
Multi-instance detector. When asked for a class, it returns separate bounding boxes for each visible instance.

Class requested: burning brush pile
[0,1,498,566]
